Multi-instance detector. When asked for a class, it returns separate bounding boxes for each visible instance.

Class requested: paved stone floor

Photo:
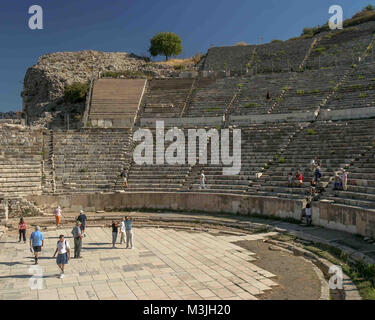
[0,227,281,300]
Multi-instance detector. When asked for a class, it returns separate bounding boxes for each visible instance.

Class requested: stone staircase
[88,78,147,128]
[126,127,191,192]
[41,130,56,194]
[139,78,195,119]
[305,21,375,69]
[53,129,133,193]
[184,77,240,117]
[0,125,43,198]
[325,61,375,111]
[323,142,375,210]
[254,119,375,200]
[183,124,299,194]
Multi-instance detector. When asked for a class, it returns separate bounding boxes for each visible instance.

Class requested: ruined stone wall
[0,124,44,197]
[22,50,178,125]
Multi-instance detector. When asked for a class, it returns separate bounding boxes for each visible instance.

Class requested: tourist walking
[111,220,120,248]
[77,210,87,237]
[29,226,44,265]
[55,206,62,228]
[314,165,322,183]
[125,216,134,249]
[53,235,71,279]
[120,217,126,244]
[18,217,27,243]
[71,221,83,259]
[310,156,318,174]
[120,168,128,189]
[200,170,207,190]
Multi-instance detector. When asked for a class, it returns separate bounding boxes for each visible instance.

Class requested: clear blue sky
[0,0,373,112]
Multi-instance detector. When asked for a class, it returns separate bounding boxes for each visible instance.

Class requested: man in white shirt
[120,217,126,244]
[53,235,71,279]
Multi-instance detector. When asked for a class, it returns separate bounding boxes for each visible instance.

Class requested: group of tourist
[110,217,134,249]
[287,171,304,187]
[19,207,135,279]
[333,169,348,191]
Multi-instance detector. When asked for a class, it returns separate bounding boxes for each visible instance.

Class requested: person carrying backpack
[53,235,71,279]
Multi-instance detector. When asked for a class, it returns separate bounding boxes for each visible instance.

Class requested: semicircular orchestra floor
[0,226,324,300]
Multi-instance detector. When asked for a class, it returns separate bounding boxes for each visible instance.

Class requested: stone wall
[313,200,375,238]
[26,192,375,237]
[27,192,303,220]
[22,50,177,125]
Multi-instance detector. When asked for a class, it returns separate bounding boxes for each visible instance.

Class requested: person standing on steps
[314,164,322,183]
[18,217,27,243]
[120,168,128,190]
[71,221,83,259]
[54,206,62,228]
[125,216,134,249]
[266,90,271,101]
[341,169,348,191]
[29,226,44,265]
[77,210,87,237]
[200,170,207,190]
[53,235,71,279]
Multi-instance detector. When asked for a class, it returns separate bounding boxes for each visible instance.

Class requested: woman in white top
[53,235,70,278]
[55,206,62,227]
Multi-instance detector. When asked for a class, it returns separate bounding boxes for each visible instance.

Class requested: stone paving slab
[0,227,281,300]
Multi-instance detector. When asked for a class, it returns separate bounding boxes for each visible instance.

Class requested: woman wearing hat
[53,235,71,279]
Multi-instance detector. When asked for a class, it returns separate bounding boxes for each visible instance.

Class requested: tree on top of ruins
[149,32,182,61]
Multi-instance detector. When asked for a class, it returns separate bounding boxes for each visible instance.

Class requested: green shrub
[64,82,89,104]
[174,64,186,71]
[360,93,369,98]
[244,102,259,108]
[358,75,365,80]
[307,129,317,135]
[297,90,305,95]
[279,157,286,164]
[313,46,326,55]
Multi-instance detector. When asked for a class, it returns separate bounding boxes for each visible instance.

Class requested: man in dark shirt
[77,210,87,237]
[111,220,120,248]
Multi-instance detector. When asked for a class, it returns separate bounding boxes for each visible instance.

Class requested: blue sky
[0,0,373,112]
